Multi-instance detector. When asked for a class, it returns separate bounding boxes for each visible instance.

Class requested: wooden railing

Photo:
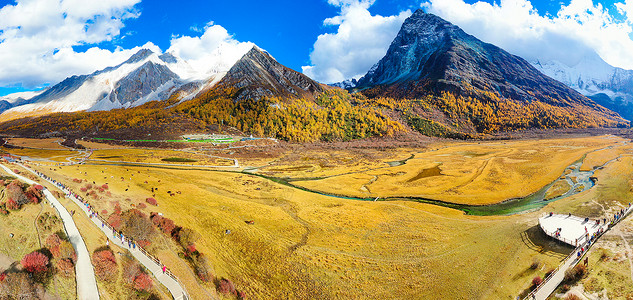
[24,164,190,300]
[524,207,633,299]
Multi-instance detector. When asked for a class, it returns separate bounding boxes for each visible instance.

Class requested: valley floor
[2,134,633,299]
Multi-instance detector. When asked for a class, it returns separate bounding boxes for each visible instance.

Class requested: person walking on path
[162,265,166,274]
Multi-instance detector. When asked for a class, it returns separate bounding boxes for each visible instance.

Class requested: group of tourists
[28,164,175,281]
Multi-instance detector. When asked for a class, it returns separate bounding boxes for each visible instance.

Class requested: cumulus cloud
[0,0,142,89]
[422,0,633,69]
[167,22,254,79]
[302,0,411,83]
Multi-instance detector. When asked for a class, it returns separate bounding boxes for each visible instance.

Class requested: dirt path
[0,164,100,300]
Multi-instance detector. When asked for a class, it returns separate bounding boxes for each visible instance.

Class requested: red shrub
[218,278,237,296]
[106,191,111,197]
[0,273,5,282]
[145,197,157,206]
[187,244,197,254]
[101,209,108,215]
[12,169,20,174]
[150,213,175,236]
[56,258,74,277]
[6,181,27,206]
[532,276,543,287]
[80,187,87,192]
[92,249,117,280]
[85,184,92,189]
[21,251,49,274]
[6,198,19,210]
[137,203,146,209]
[238,291,247,300]
[114,203,122,215]
[45,234,62,258]
[0,180,5,186]
[133,272,153,291]
[108,214,122,231]
[102,184,108,190]
[98,188,104,193]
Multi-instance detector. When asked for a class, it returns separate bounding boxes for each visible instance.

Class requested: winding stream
[18,144,620,217]
[247,153,617,216]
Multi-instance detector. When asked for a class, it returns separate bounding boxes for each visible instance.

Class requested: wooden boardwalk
[526,207,632,300]
[20,163,192,300]
[0,164,100,300]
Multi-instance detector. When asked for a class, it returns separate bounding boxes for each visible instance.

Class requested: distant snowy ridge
[531,52,633,120]
[0,45,253,120]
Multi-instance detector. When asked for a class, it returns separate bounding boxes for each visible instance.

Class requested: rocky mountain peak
[218,46,325,100]
[125,49,155,64]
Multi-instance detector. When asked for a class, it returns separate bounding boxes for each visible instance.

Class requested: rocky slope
[348,10,626,133]
[216,47,325,100]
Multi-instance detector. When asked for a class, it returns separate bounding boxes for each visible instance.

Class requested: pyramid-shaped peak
[125,49,155,64]
[242,45,272,59]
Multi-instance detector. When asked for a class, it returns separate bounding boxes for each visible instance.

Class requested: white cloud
[167,23,254,79]
[302,0,411,83]
[422,0,633,69]
[0,0,141,89]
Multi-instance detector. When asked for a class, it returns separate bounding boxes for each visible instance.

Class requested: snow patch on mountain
[0,90,45,104]
[0,44,255,120]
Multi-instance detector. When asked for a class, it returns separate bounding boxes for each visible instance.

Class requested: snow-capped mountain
[531,53,633,121]
[0,46,252,121]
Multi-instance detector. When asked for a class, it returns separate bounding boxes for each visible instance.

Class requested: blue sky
[1,0,633,96]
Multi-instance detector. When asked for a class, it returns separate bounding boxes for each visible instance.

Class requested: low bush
[56,258,74,277]
[145,197,157,206]
[530,258,540,270]
[46,234,62,258]
[565,293,580,300]
[21,251,49,274]
[564,264,586,283]
[217,278,237,296]
[531,276,543,287]
[133,272,153,291]
[92,249,117,281]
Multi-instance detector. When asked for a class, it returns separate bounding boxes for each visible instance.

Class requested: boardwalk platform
[539,214,607,247]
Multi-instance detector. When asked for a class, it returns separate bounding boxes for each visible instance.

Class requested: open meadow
[3,135,633,299]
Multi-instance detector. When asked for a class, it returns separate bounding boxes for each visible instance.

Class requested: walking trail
[528,206,633,300]
[0,164,100,300]
[19,163,190,300]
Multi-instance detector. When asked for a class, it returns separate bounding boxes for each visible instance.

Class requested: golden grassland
[292,136,624,205]
[544,180,572,200]
[6,147,79,162]
[254,147,421,178]
[28,163,221,299]
[30,158,573,299]
[6,138,68,149]
[0,184,77,299]
[580,142,631,171]
[77,140,128,150]
[89,148,234,166]
[11,135,633,299]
